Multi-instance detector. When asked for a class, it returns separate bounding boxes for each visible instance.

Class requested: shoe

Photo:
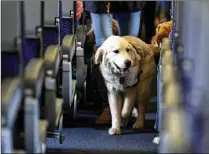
[95,107,111,125]
[153,136,160,144]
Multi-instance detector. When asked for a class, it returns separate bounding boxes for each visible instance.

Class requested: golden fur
[123,36,157,129]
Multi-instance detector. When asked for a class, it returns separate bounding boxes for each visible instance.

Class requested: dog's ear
[94,47,104,64]
[135,51,141,61]
[128,43,141,61]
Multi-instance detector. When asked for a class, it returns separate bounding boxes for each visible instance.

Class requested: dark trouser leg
[92,64,109,113]
[92,64,111,124]
[143,2,159,64]
[143,1,157,44]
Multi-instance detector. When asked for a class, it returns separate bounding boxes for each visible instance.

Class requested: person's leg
[115,11,141,37]
[143,2,157,44]
[90,13,113,123]
[90,12,113,47]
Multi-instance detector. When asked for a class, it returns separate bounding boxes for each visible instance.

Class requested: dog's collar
[120,69,143,88]
[105,69,143,89]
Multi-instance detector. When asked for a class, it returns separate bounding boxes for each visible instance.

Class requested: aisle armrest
[61,35,77,62]
[24,58,45,153]
[24,58,45,98]
[2,78,23,128]
[44,45,61,78]
[75,25,87,48]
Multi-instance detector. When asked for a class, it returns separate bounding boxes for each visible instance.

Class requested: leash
[106,1,110,16]
[120,69,143,88]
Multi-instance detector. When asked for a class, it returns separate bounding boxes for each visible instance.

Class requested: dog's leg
[108,91,122,135]
[133,77,153,129]
[121,88,137,127]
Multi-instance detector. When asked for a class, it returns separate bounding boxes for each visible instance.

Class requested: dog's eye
[126,48,130,52]
[113,50,119,54]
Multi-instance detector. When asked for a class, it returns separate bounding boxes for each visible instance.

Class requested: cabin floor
[46,76,159,154]
[46,110,158,154]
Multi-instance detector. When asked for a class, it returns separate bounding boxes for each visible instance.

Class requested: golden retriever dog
[151,21,173,47]
[94,35,160,135]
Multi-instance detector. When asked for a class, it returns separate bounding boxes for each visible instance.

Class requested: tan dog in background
[95,35,160,135]
[151,21,173,47]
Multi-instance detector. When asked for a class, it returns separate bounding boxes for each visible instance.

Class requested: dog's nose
[124,60,131,67]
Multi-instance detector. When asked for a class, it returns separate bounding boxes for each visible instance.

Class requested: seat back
[57,1,74,42]
[1,1,25,153]
[1,1,23,80]
[23,1,42,65]
[62,17,74,37]
[1,51,20,79]
[43,25,59,52]
[24,36,41,67]
[42,1,60,52]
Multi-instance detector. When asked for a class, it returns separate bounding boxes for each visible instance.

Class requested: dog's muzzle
[114,62,130,74]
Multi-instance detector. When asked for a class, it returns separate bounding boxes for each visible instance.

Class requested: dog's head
[94,36,141,74]
[152,21,172,47]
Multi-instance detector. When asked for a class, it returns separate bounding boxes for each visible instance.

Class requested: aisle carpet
[46,111,158,153]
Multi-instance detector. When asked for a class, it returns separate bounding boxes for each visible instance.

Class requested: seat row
[1,1,88,153]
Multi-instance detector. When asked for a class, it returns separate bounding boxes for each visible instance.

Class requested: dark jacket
[85,1,146,14]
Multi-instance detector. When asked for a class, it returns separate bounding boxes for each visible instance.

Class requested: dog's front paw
[133,120,144,129]
[108,128,121,135]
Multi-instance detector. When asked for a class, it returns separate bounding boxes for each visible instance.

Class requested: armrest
[44,45,61,78]
[1,78,23,128]
[75,25,87,48]
[1,49,18,53]
[61,35,77,62]
[70,10,74,17]
[44,25,58,29]
[62,16,73,20]
[24,58,45,98]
